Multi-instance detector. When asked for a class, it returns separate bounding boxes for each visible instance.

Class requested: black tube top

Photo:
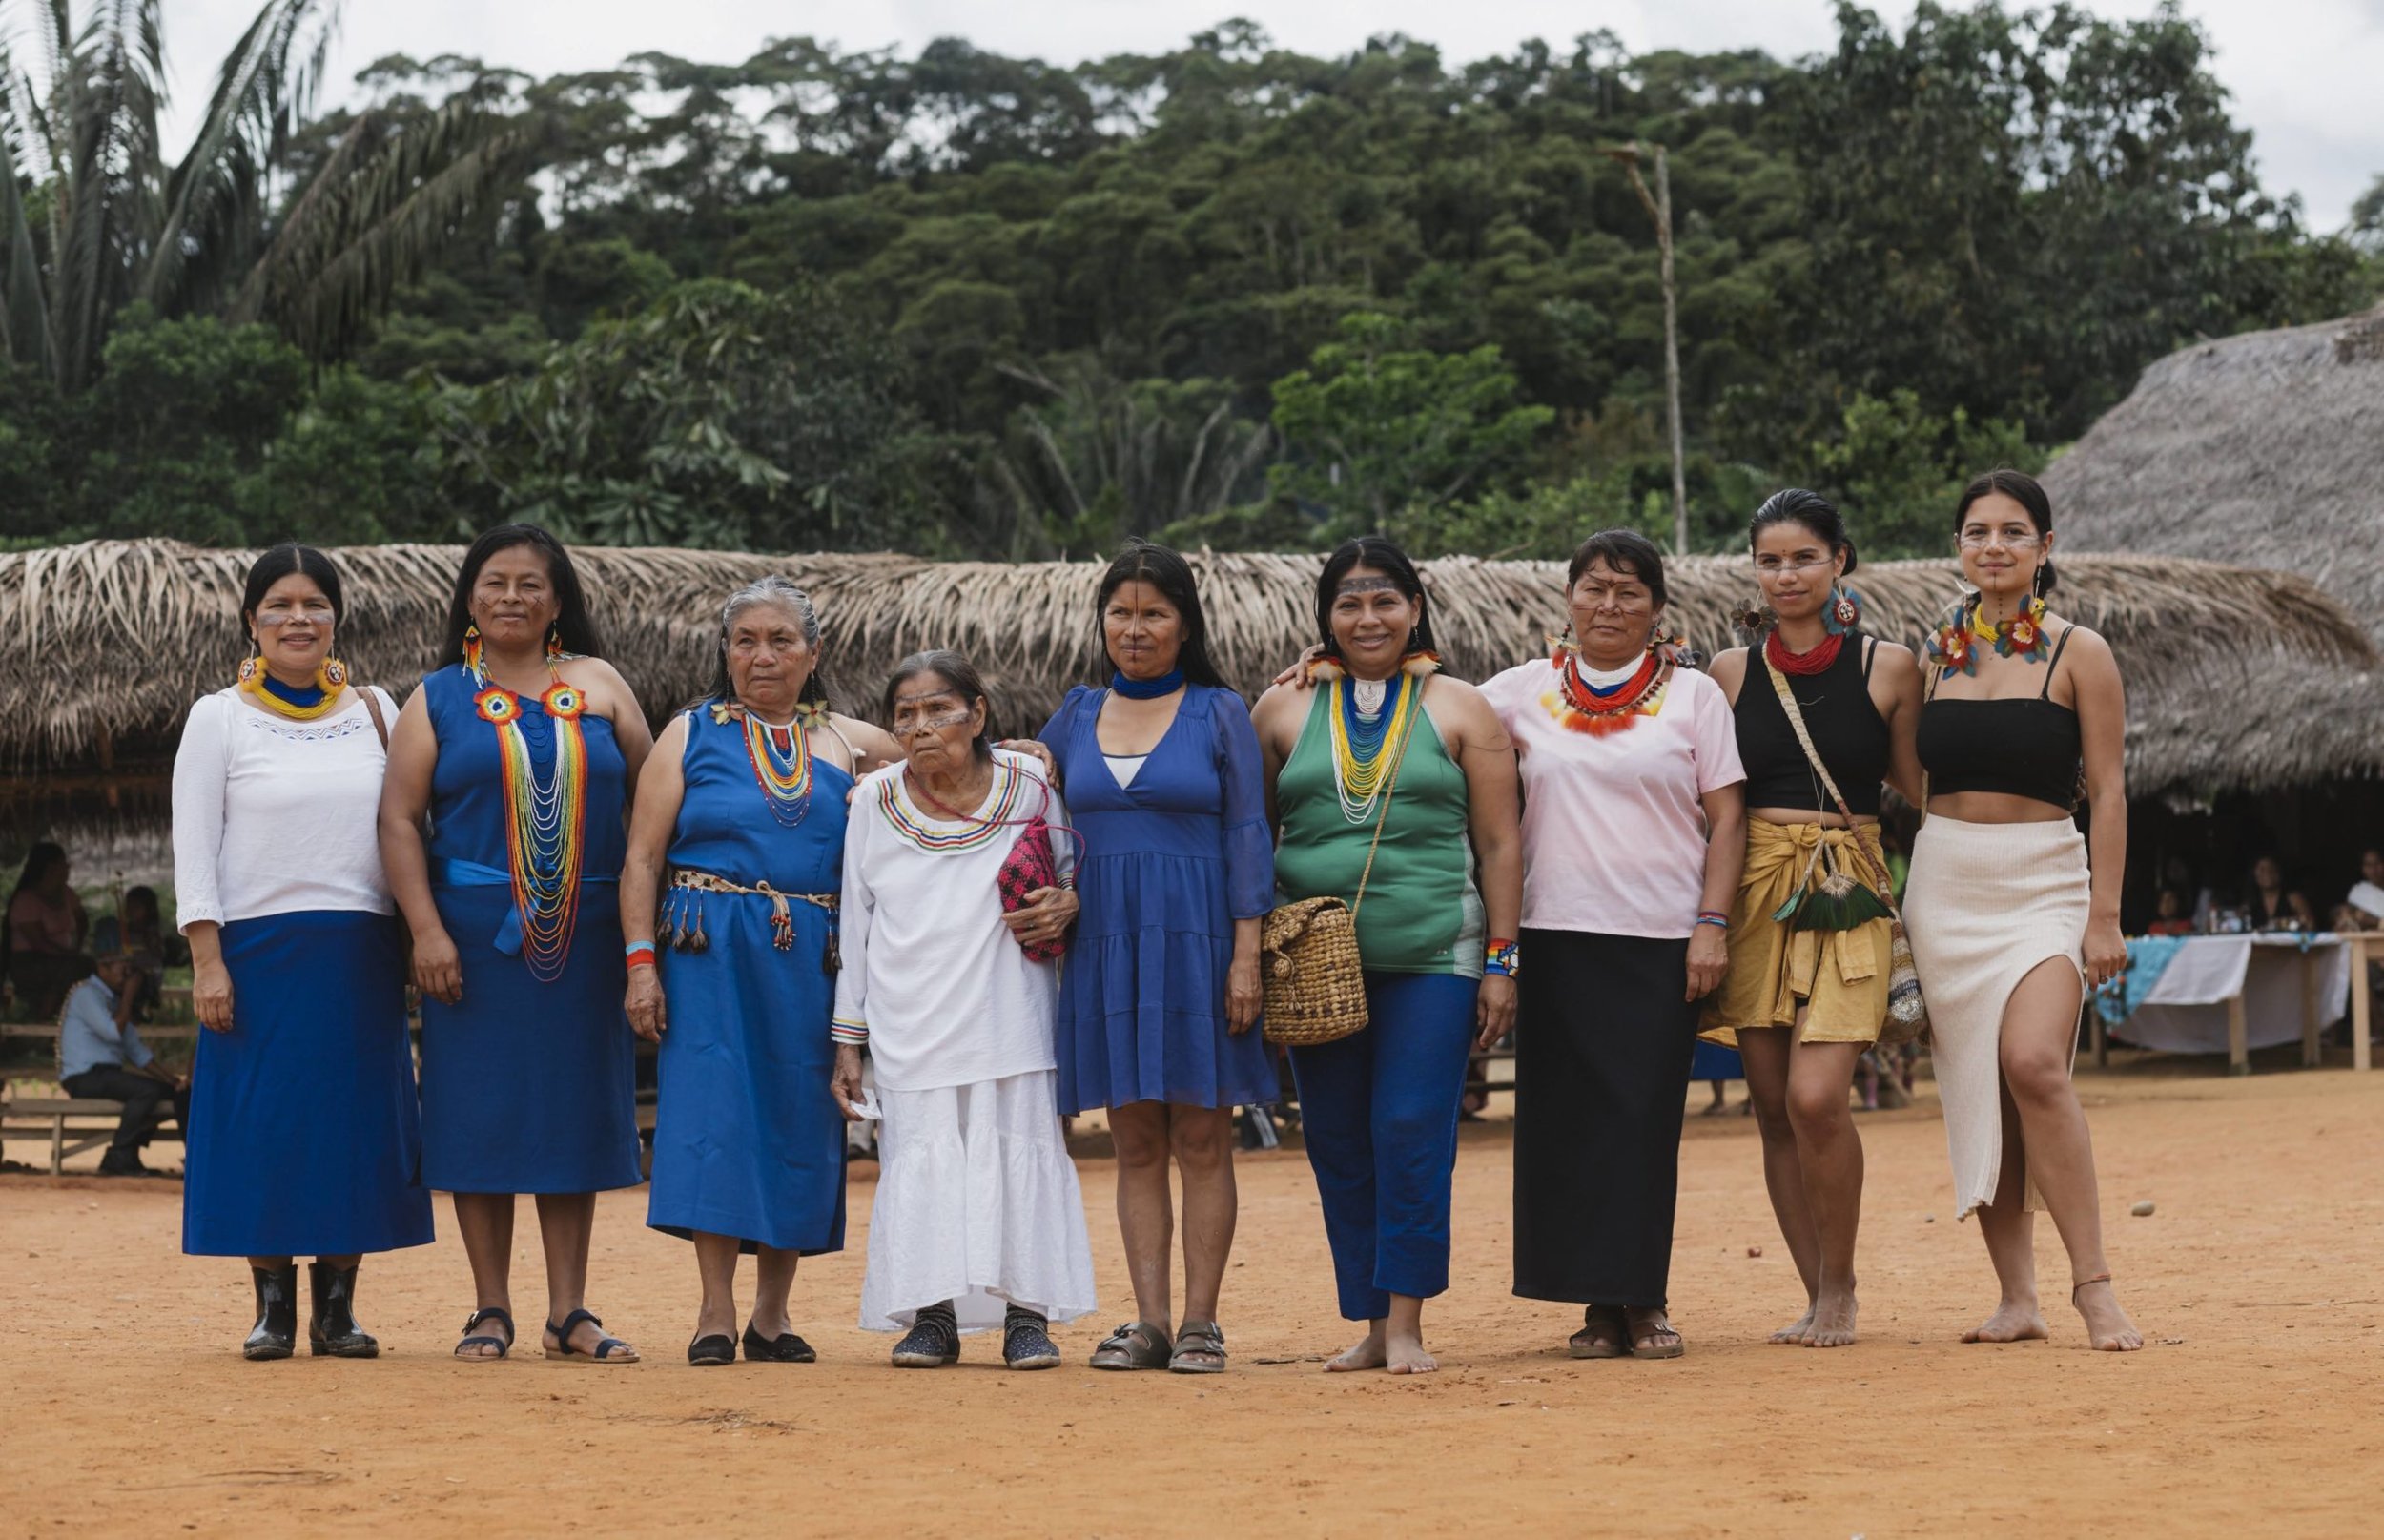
[1917,630,2083,811]
[1735,634,1889,816]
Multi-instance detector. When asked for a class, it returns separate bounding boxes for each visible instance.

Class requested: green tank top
[1275,682,1483,977]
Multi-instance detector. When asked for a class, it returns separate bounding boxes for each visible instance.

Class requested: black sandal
[743,1323,817,1363]
[545,1308,637,1363]
[688,1333,737,1366]
[1569,1305,1628,1360]
[455,1305,514,1362]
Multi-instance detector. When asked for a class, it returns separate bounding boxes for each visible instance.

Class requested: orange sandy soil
[5,1055,2380,1538]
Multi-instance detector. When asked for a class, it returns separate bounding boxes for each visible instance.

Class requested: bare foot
[2072,1279,2143,1351]
[1384,1328,1438,1376]
[1798,1289,1859,1348]
[1326,1330,1387,1372]
[1961,1300,2049,1344]
[1768,1305,1816,1345]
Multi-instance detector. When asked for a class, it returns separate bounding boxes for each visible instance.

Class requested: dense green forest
[3,1,2378,559]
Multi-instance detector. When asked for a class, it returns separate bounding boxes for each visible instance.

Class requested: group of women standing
[167,469,2140,1370]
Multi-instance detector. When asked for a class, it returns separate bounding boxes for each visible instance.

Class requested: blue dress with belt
[646,706,850,1253]
[1040,682,1277,1116]
[416,664,643,1194]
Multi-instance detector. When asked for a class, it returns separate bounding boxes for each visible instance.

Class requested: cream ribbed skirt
[1902,814,2089,1221]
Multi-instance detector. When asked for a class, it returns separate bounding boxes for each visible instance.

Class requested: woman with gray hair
[621,576,898,1365]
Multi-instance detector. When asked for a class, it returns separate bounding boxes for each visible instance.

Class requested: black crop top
[1917,628,2083,811]
[1735,634,1890,816]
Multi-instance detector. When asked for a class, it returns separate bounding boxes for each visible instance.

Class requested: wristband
[625,941,658,970]
[1484,938,1519,978]
[1694,914,1731,932]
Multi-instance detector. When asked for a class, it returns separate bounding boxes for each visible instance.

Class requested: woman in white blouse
[173,545,435,1361]
[831,649,1097,1370]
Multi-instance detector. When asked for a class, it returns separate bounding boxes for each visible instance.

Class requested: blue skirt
[1058,848,1278,1116]
[418,883,643,1194]
[647,896,846,1253]
[182,911,435,1258]
[1690,1040,1744,1082]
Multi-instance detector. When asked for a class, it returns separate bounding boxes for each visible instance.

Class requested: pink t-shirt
[1479,658,1746,939]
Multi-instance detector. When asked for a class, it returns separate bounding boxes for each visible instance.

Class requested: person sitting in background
[92,886,183,1021]
[59,954,188,1177]
[2145,888,2195,937]
[6,841,91,1017]
[2332,847,2384,933]
[2245,856,2315,933]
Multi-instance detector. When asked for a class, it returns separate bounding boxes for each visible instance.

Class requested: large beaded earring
[462,623,484,684]
[545,624,565,665]
[1825,585,1862,637]
[236,637,263,687]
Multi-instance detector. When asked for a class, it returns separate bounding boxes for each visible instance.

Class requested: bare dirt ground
[6,1057,2380,1538]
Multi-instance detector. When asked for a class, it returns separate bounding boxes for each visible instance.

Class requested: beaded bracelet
[1484,938,1519,977]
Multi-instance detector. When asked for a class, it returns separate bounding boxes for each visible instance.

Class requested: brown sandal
[1626,1308,1685,1360]
[1169,1321,1226,1374]
[1569,1305,1628,1360]
[1089,1320,1171,1370]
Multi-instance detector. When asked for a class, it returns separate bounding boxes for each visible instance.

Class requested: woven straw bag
[1263,700,1415,1047]
[1763,645,1928,1047]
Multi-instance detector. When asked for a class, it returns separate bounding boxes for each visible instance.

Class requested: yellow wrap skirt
[1698,819,1892,1047]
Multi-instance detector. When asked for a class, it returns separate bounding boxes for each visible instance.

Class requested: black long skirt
[1511,928,1698,1308]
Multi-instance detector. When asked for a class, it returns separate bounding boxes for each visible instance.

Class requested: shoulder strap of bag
[1762,644,1901,911]
[1348,681,1423,919]
[360,685,391,751]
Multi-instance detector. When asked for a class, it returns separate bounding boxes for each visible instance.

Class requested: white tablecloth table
[2107,934,2354,1074]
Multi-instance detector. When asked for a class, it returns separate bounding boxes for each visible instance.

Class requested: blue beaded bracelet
[1693,914,1731,931]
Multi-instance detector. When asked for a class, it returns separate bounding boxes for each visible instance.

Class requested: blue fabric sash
[437,858,617,956]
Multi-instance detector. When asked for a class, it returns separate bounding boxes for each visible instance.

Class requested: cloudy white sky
[143,0,2384,227]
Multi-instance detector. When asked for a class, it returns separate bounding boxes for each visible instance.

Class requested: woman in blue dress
[1036,542,1274,1374]
[621,577,898,1366]
[174,544,434,1359]
[380,524,653,1364]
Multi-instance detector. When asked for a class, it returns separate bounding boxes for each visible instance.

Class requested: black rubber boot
[244,1263,298,1361]
[308,1263,380,1358]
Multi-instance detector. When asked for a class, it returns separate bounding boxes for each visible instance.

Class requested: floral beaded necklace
[465,626,590,982]
[1927,595,2049,679]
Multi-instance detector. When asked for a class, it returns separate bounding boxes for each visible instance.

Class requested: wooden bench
[0,1094,184,1176]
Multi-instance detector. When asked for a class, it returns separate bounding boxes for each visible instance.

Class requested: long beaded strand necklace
[740,707,816,828]
[468,636,589,982]
[1326,670,1423,824]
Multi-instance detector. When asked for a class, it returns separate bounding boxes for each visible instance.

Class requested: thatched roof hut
[2045,304,2384,643]
[3,539,2376,833]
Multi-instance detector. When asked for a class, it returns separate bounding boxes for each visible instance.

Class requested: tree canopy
[1,2,2375,559]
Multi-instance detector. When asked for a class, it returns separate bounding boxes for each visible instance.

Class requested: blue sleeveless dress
[1040,683,1277,1115]
[646,707,850,1253]
[416,664,642,1194]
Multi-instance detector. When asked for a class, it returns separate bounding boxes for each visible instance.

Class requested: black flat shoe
[308,1263,380,1358]
[743,1323,817,1363]
[243,1263,298,1361]
[688,1333,737,1366]
[891,1305,959,1368]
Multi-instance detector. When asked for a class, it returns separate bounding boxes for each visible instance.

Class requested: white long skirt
[1902,814,2090,1222]
[858,1068,1098,1333]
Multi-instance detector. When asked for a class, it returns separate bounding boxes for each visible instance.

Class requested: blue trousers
[1289,971,1479,1321]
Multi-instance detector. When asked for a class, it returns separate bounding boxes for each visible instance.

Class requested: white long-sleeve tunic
[171,686,398,931]
[832,751,1071,1093]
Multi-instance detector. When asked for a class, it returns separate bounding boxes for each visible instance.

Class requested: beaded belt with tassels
[663,868,840,972]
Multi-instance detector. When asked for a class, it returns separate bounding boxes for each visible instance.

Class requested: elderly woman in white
[832,649,1097,1369]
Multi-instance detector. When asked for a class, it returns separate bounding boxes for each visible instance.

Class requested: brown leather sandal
[1569,1305,1628,1360]
[1089,1320,1171,1370]
[1169,1321,1226,1374]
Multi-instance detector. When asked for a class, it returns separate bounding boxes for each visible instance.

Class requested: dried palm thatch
[2045,304,2384,642]
[0,540,2375,832]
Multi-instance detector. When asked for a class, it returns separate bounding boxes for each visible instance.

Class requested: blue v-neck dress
[1040,683,1276,1116]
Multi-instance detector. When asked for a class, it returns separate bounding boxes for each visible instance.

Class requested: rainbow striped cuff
[831,1016,868,1046]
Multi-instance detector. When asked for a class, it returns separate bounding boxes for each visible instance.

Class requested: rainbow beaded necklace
[470,653,590,982]
[741,707,816,828]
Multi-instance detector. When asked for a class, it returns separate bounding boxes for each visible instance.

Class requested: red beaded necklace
[1764,628,1842,678]
[1551,647,1671,734]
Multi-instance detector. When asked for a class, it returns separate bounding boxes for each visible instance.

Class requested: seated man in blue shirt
[59,954,189,1177]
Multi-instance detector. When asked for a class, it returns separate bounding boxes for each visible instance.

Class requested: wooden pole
[1611,143,1690,555]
